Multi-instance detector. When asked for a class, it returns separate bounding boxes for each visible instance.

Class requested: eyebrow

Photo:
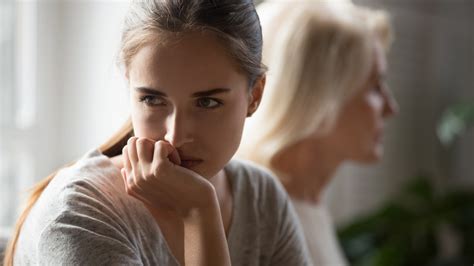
[134,87,231,97]
[134,87,167,97]
[192,88,231,97]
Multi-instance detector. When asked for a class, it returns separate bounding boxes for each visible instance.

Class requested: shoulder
[52,149,126,199]
[226,160,312,265]
[53,149,122,191]
[15,150,151,264]
[226,159,286,194]
[226,159,289,212]
[26,150,141,236]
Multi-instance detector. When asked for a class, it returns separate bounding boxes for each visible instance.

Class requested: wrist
[183,187,220,224]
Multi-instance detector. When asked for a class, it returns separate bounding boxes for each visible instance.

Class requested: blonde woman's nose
[383,87,399,118]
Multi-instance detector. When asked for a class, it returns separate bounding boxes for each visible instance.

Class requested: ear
[247,75,266,117]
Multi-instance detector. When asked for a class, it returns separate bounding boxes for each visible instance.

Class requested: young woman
[238,2,399,265]
[4,1,311,265]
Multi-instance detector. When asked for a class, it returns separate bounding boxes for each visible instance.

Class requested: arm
[183,191,231,266]
[38,215,142,266]
[36,181,144,265]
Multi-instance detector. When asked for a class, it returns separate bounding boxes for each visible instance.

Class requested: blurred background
[0,0,473,264]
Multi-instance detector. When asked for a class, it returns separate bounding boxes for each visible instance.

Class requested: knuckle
[136,138,147,146]
[155,140,166,149]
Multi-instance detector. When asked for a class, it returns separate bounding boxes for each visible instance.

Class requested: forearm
[183,195,231,266]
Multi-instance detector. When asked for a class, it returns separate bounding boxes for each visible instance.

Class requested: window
[0,0,37,231]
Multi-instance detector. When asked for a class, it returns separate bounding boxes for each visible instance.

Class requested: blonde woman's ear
[247,75,266,117]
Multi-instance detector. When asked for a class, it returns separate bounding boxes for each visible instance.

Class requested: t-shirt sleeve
[269,185,313,266]
[36,179,143,265]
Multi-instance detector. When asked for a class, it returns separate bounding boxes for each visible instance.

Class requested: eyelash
[139,95,166,106]
[196,97,223,109]
[372,80,386,92]
[138,95,223,109]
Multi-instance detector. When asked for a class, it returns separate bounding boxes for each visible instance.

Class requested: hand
[121,137,217,218]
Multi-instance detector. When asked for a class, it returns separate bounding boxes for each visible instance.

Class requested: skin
[272,40,399,203]
[110,31,264,265]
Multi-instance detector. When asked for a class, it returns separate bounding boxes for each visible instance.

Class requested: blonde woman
[4,0,312,265]
[238,1,399,265]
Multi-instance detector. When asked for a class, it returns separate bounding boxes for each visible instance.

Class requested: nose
[382,86,399,118]
[163,109,194,148]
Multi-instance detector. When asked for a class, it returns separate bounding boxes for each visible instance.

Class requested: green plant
[338,177,474,266]
[437,101,474,147]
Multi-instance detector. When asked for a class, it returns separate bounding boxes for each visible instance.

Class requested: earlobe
[247,105,257,117]
[247,75,266,117]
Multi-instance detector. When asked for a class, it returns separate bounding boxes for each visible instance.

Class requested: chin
[193,163,223,180]
[354,147,384,164]
[367,147,384,163]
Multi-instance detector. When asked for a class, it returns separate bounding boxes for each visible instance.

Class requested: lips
[177,152,203,169]
[374,128,385,143]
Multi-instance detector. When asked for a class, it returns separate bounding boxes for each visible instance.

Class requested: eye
[372,85,382,92]
[139,95,166,107]
[371,80,385,93]
[196,98,222,109]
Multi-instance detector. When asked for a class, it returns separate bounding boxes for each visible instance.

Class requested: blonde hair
[238,1,393,170]
[4,0,265,264]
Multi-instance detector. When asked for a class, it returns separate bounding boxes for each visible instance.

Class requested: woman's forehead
[128,33,247,94]
[129,33,247,95]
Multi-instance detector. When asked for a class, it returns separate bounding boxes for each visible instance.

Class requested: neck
[271,140,342,204]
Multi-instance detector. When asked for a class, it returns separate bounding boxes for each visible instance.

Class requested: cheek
[345,94,384,134]
[203,96,248,160]
[131,104,166,139]
[334,102,375,146]
[207,99,248,148]
[365,93,385,118]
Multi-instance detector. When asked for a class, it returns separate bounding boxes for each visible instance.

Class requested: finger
[122,146,132,173]
[121,166,137,195]
[168,146,181,165]
[136,137,155,164]
[153,140,181,166]
[127,137,139,170]
[121,168,128,192]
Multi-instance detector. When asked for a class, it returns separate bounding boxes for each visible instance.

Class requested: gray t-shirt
[15,150,311,265]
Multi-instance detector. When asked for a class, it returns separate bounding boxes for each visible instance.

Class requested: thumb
[154,140,181,165]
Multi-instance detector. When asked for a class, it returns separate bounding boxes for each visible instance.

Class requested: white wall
[54,1,131,164]
[3,1,131,227]
[35,1,130,177]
